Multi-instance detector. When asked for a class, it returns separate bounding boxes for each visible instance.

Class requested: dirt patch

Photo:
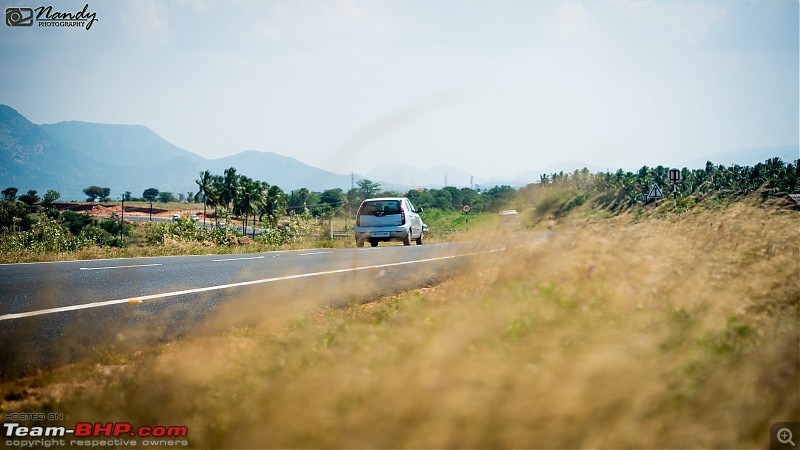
[53,202,206,218]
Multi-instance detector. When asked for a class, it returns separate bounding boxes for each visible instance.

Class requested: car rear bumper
[354,225,411,242]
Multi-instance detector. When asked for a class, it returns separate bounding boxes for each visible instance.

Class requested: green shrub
[77,226,108,247]
[0,200,34,231]
[99,219,133,238]
[256,227,288,246]
[0,217,96,253]
[201,226,233,245]
[144,222,170,244]
[255,212,315,247]
[61,211,96,236]
[144,220,239,245]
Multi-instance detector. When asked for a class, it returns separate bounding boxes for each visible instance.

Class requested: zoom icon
[6,7,34,27]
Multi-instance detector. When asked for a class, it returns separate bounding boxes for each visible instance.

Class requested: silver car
[355,197,424,247]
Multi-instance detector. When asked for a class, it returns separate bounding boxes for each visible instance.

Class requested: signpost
[120,195,125,242]
[645,183,665,204]
[668,168,681,208]
[462,204,471,231]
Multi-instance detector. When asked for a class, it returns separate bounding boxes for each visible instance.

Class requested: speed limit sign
[462,204,471,213]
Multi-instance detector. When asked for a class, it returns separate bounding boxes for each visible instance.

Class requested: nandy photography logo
[6,4,97,30]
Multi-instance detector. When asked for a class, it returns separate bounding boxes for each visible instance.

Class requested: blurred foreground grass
[2,200,798,448]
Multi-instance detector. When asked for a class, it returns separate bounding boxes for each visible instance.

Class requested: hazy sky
[1,0,797,179]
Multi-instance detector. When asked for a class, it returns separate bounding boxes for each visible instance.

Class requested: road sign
[668,169,681,207]
[462,204,471,213]
[648,183,664,198]
[646,183,665,203]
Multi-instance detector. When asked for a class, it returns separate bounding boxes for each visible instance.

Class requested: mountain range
[0,105,368,201]
[0,104,796,201]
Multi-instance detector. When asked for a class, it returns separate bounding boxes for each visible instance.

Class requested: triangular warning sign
[648,183,664,199]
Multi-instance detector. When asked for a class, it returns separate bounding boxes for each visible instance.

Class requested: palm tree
[261,185,287,228]
[236,177,258,235]
[539,174,550,187]
[210,175,224,226]
[219,167,238,221]
[246,180,267,238]
[195,170,213,228]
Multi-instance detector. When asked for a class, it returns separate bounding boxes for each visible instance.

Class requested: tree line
[522,158,799,216]
[2,157,797,234]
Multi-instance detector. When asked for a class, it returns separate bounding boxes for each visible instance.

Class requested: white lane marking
[0,248,505,321]
[0,246,335,267]
[0,253,216,266]
[298,251,331,256]
[212,256,266,262]
[79,263,162,271]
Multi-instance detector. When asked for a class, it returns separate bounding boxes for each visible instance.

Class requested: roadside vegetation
[1,159,797,437]
[0,168,515,262]
[1,158,796,264]
[2,188,796,447]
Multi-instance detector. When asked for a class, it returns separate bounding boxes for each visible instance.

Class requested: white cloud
[115,0,172,45]
[1,0,794,179]
[555,1,593,39]
[606,0,727,43]
[248,0,398,42]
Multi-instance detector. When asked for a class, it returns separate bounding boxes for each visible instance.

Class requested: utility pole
[349,172,354,229]
[120,195,125,241]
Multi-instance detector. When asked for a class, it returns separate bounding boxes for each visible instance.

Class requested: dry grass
[2,200,798,448]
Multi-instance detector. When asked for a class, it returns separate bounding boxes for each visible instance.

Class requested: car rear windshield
[361,200,402,215]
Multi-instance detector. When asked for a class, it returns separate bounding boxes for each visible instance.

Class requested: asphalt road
[0,236,542,378]
[124,215,171,224]
[123,215,262,235]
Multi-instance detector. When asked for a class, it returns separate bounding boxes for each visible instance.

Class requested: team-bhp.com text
[4,422,188,447]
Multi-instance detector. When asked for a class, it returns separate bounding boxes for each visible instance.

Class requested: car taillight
[400,205,406,225]
[356,202,365,226]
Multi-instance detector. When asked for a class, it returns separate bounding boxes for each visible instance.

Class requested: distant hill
[0,105,374,200]
[2,104,795,200]
[0,107,218,200]
[40,121,205,169]
[0,105,110,199]
[366,163,533,189]
[207,150,357,193]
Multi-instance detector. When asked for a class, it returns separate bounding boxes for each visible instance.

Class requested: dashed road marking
[0,242,541,321]
[0,248,507,321]
[79,264,162,271]
[212,256,266,262]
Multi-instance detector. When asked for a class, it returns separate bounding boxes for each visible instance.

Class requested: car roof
[363,197,406,202]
